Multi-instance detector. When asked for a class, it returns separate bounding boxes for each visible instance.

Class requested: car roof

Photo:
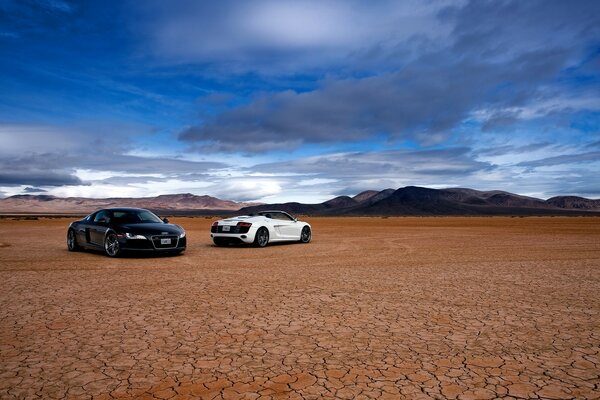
[96,207,151,212]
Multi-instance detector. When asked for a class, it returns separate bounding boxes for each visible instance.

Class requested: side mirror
[294,218,297,222]
[162,217,169,224]
[98,217,110,225]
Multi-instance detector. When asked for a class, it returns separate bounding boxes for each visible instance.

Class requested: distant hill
[545,196,600,210]
[0,193,259,214]
[1,187,599,215]
[239,186,600,216]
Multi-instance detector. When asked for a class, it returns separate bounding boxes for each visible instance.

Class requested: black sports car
[67,208,186,257]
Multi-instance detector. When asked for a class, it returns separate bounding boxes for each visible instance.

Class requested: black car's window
[93,210,110,223]
[137,210,163,223]
[112,211,140,224]
[111,210,163,224]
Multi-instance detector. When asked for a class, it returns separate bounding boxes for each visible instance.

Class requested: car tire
[67,229,80,251]
[213,238,227,247]
[104,232,121,257]
[254,227,269,247]
[300,226,311,243]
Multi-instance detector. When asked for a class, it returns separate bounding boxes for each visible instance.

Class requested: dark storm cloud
[72,153,225,175]
[0,124,228,188]
[0,151,225,184]
[0,171,83,187]
[0,153,80,187]
[179,51,563,152]
[178,0,600,152]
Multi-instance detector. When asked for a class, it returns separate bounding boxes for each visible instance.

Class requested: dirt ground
[0,216,599,399]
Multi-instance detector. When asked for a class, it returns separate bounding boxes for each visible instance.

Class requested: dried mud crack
[1,217,599,399]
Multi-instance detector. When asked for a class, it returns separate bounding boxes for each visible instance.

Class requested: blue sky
[0,0,599,202]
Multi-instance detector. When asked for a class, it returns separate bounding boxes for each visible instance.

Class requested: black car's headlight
[179,231,186,238]
[125,232,147,240]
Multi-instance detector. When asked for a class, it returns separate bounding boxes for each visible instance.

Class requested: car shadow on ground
[65,249,184,258]
[207,241,308,248]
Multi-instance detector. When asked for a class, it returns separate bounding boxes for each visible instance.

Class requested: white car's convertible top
[210,210,311,247]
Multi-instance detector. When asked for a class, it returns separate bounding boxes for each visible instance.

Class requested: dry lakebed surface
[1,216,599,399]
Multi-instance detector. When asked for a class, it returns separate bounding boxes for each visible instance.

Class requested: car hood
[115,223,183,235]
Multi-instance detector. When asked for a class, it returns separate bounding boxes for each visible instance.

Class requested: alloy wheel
[256,228,269,247]
[301,226,311,243]
[104,233,120,257]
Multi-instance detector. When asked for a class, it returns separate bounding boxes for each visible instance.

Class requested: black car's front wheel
[104,232,121,257]
[254,227,269,247]
[67,229,80,251]
[300,226,311,243]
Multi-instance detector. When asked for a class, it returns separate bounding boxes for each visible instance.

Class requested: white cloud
[137,0,452,71]
[0,124,81,155]
[74,169,166,181]
[297,178,337,186]
[209,178,282,202]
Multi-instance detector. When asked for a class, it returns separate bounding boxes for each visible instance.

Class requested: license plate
[161,238,171,245]
[222,225,230,232]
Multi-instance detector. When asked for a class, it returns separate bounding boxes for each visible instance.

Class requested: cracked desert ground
[1,217,599,400]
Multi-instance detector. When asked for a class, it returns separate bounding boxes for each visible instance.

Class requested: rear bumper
[211,233,255,244]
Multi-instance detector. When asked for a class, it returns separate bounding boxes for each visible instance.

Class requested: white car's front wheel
[254,227,269,247]
[300,226,311,243]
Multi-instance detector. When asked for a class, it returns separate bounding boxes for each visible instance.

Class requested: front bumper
[117,235,187,252]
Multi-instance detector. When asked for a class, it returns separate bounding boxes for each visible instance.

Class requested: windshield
[258,211,294,221]
[111,210,163,224]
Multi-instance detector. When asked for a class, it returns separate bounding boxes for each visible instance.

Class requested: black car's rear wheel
[300,226,311,243]
[254,227,269,247]
[104,232,121,257]
[67,229,80,251]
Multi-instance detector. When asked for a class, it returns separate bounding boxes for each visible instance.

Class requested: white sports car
[210,210,311,247]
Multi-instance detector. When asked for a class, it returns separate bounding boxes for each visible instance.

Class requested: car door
[270,212,300,239]
[90,210,111,245]
[75,214,93,245]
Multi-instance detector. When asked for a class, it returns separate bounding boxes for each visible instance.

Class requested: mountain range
[0,187,599,215]
[0,193,258,214]
[240,187,600,216]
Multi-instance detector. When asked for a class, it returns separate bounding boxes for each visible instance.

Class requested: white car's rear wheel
[254,227,269,247]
